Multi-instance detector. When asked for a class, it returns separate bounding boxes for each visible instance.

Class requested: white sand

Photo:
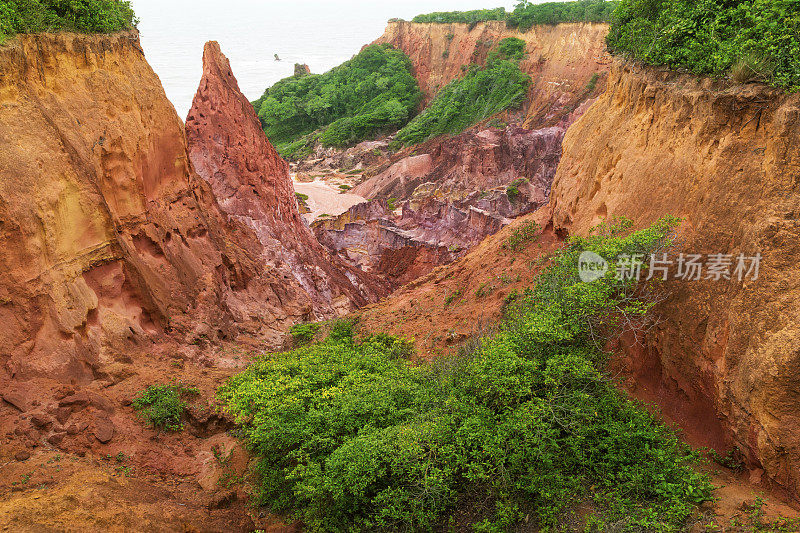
[292,176,367,223]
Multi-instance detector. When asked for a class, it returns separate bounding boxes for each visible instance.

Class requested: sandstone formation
[0,32,387,529]
[549,61,800,496]
[185,41,387,320]
[295,22,609,286]
[293,63,311,77]
[312,200,457,287]
[0,33,381,390]
[353,124,570,209]
[357,209,559,357]
[342,115,592,278]
[374,20,610,128]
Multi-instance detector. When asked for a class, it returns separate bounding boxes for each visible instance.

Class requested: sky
[129,0,521,117]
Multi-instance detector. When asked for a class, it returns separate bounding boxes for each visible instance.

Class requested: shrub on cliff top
[0,0,137,40]
[411,8,508,25]
[508,0,619,31]
[252,44,421,158]
[607,0,800,91]
[410,2,618,30]
[219,217,712,531]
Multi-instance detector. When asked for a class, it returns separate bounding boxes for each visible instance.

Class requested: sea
[131,0,516,119]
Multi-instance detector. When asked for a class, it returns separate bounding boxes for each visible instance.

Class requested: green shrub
[411,2,618,31]
[607,0,800,91]
[253,44,422,157]
[395,57,530,146]
[132,382,198,431]
[0,0,137,40]
[497,36,526,60]
[506,184,521,202]
[412,8,508,24]
[289,322,320,346]
[502,219,539,252]
[220,216,711,531]
[508,0,619,31]
[586,71,600,91]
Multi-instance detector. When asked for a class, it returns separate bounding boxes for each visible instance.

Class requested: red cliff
[185,41,386,319]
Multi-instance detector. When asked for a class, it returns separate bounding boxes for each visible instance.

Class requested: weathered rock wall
[0,33,384,388]
[374,20,610,128]
[551,60,800,495]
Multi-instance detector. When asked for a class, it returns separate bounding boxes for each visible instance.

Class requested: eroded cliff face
[550,61,800,495]
[374,20,610,128]
[330,21,609,282]
[0,33,386,526]
[185,42,387,314]
[0,33,382,389]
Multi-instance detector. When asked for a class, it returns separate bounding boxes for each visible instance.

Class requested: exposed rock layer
[313,200,457,288]
[550,61,800,496]
[374,20,610,128]
[0,32,383,388]
[185,41,386,315]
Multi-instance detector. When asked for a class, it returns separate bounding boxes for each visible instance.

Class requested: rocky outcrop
[313,200,456,287]
[354,124,568,208]
[0,33,383,389]
[347,120,582,268]
[294,63,311,77]
[550,61,800,496]
[297,22,609,285]
[185,41,386,318]
[374,21,610,128]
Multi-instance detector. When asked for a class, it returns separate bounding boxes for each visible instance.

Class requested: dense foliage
[607,0,800,91]
[0,0,137,40]
[252,44,421,158]
[220,217,712,531]
[394,44,530,146]
[508,0,618,31]
[410,2,618,31]
[411,8,508,25]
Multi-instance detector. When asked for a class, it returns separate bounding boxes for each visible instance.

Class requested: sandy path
[293,176,367,223]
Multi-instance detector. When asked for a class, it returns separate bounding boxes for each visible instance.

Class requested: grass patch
[132,382,198,431]
[289,322,321,347]
[502,220,540,252]
[395,53,530,146]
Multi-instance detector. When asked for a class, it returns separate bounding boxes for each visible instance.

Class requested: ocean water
[131,0,515,119]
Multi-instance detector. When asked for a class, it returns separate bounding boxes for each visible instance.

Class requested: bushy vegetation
[0,0,137,41]
[252,44,422,158]
[502,219,539,251]
[412,8,508,25]
[607,0,800,91]
[508,0,619,31]
[132,382,198,431]
[411,2,618,31]
[288,322,321,347]
[219,217,712,531]
[394,45,530,146]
